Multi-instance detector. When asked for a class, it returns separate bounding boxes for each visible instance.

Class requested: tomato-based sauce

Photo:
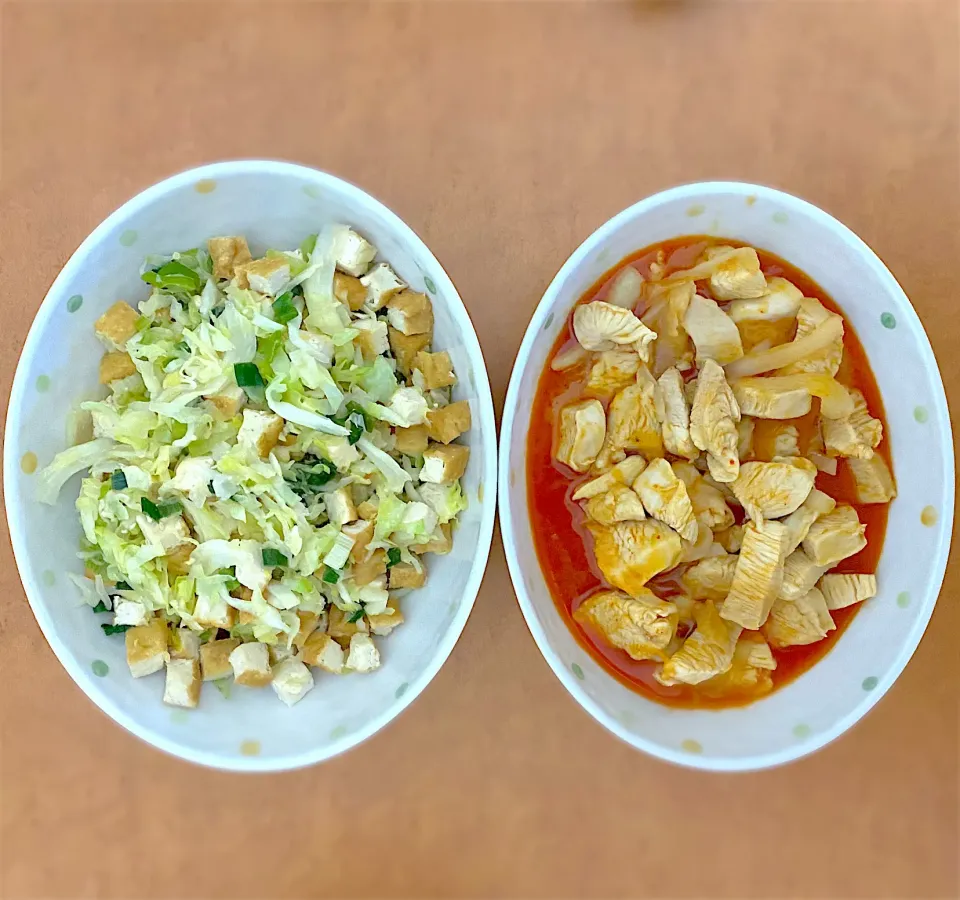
[527,237,892,709]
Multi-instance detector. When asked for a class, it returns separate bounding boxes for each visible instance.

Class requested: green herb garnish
[140,497,182,520]
[116,581,132,591]
[92,600,109,613]
[322,567,340,584]
[101,623,132,635]
[386,547,402,568]
[347,607,365,623]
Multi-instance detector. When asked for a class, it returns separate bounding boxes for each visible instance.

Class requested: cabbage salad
[38,226,472,708]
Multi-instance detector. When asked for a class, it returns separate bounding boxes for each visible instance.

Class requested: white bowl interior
[5,162,497,770]
[500,183,953,770]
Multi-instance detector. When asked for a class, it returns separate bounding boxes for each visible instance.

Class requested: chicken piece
[674,464,735,531]
[779,297,844,376]
[332,272,367,311]
[271,658,315,707]
[656,600,742,686]
[779,550,829,601]
[163,658,202,709]
[555,399,606,473]
[727,277,803,323]
[414,350,456,390]
[238,409,284,458]
[633,459,698,541]
[595,369,664,468]
[420,444,470,484]
[301,632,345,673]
[698,632,777,700]
[714,524,744,553]
[682,555,737,601]
[94,301,139,349]
[641,280,695,376]
[769,424,801,458]
[732,378,813,419]
[360,262,406,311]
[574,589,678,662]
[426,400,471,445]
[572,456,647,501]
[680,523,723,562]
[703,246,767,301]
[782,489,836,555]
[732,457,817,525]
[573,301,657,362]
[721,521,788,629]
[683,294,744,365]
[386,290,434,336]
[125,618,169,678]
[819,573,878,610]
[389,327,431,375]
[822,389,882,459]
[99,351,137,384]
[690,359,741,483]
[802,505,867,566]
[587,350,642,397]
[208,236,252,281]
[394,424,429,456]
[589,520,684,595]
[847,455,897,504]
[763,588,835,648]
[657,367,697,460]
[584,485,646,525]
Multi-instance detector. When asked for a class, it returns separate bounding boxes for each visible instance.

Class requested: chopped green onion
[233,362,265,388]
[322,567,340,584]
[346,401,374,430]
[92,600,109,613]
[272,292,298,324]
[211,304,225,318]
[386,547,402,568]
[176,340,190,354]
[116,581,132,591]
[261,548,288,567]
[101,623,132,635]
[300,233,318,259]
[347,607,365,623]
[110,470,128,490]
[140,497,182,520]
[347,419,363,445]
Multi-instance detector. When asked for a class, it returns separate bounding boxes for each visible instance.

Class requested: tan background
[1,2,958,898]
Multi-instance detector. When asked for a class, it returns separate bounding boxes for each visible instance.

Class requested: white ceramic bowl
[5,160,498,771]
[499,181,954,771]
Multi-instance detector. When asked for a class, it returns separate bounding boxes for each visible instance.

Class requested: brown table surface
[1,2,957,898]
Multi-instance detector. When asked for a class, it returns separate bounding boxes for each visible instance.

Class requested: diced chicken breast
[584,485,646,525]
[555,399,606,472]
[727,277,803,323]
[94,301,140,349]
[345,633,381,673]
[779,550,829,601]
[199,638,241,681]
[426,400,472,444]
[656,600,742,686]
[658,367,697,460]
[690,359,741,483]
[572,456,647,501]
[802,505,867,567]
[779,297,844,376]
[335,228,378,277]
[683,294,744,365]
[271,658,315,707]
[574,589,678,662]
[714,524,744,553]
[721,521,788,629]
[699,632,777,700]
[732,457,817,525]
[675,465,735,531]
[587,350,642,397]
[763,588,835,649]
[208,236,252,281]
[819,573,878,610]
[163,658,201,708]
[238,409,284,458]
[679,522,722,563]
[420,444,470,484]
[682,554,738,601]
[387,290,434,336]
[361,262,406,310]
[641,280,695,376]
[704,246,767,301]
[633,458,698,541]
[573,301,657,362]
[732,378,813,419]
[588,520,684,595]
[822,389,882,459]
[781,489,836,555]
[737,417,755,459]
[770,424,801,458]
[125,618,169,678]
[595,369,664,468]
[847,455,897,504]
[229,642,273,687]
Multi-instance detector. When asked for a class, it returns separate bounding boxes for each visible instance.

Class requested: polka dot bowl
[498,181,954,771]
[4,161,498,771]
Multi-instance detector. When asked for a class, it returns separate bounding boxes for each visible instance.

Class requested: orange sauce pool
[527,237,893,709]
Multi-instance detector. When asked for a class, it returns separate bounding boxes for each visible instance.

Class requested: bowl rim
[4,159,499,771]
[497,179,955,772]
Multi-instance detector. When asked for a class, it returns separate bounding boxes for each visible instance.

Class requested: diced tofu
[732,457,817,525]
[205,384,246,419]
[782,489,836,555]
[169,627,200,660]
[199,638,241,681]
[324,485,357,527]
[802,505,867,566]
[573,302,656,361]
[327,605,370,647]
[343,519,375,563]
[574,589,678,662]
[389,327,431,375]
[819,573,878,610]
[367,601,405,636]
[193,588,236,630]
[658,367,698,460]
[584,485,647,525]
[238,409,284,458]
[587,350,642,397]
[361,262,406,310]
[821,389,882,459]
[335,228,377,277]
[722,521,788,629]
[588,520,684,596]
[714,524,744,553]
[656,600,742,686]
[763,588,835,648]
[113,598,149,627]
[386,290,434,336]
[683,294,744,365]
[345,633,381,673]
[167,456,216,506]
[357,500,379,521]
[733,378,813,419]
[268,640,297,665]
[163,658,201,708]
[137,514,190,552]
[354,318,390,360]
[99,351,137,384]
[394,424,429,456]
[779,549,829,601]
[332,272,367,311]
[208,236,252,280]
[353,548,387,586]
[595,368,665,468]
[389,562,426,589]
[426,401,472,444]
[412,521,453,555]
[292,611,321,650]
[301,631,345,672]
[125,618,169,678]
[420,444,470,484]
[690,359,741,483]
[94,301,139,348]
[414,350,457,390]
[229,642,273,687]
[633,458,698,541]
[271,658,315,707]
[848,455,897,504]
[239,257,290,295]
[682,554,738,601]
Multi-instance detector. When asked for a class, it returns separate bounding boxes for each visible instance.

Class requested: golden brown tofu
[343,519,375,562]
[205,385,245,419]
[237,610,257,625]
[163,658,201,708]
[199,638,241,681]
[236,256,290,294]
[387,289,434,336]
[168,627,200,661]
[574,589,678,662]
[94,301,139,348]
[389,327,431,376]
[426,401,472,444]
[389,562,426,589]
[229,642,273,687]
[301,631,345,672]
[165,543,193,578]
[327,605,369,648]
[238,409,284,458]
[414,350,457,389]
[367,600,405,636]
[412,521,453,555]
[292,611,321,650]
[333,271,367,311]
[99,351,137,384]
[394,424,429,456]
[421,444,470,484]
[353,548,386,586]
[357,500,379,521]
[125,618,169,678]
[208,236,252,280]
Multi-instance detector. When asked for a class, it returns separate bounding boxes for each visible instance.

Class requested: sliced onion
[724,316,843,379]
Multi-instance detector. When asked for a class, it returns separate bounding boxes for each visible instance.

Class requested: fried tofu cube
[802,505,867,567]
[324,485,357,527]
[163,658,201,708]
[205,384,246,419]
[208,236,252,280]
[238,257,290,295]
[137,514,190,553]
[574,588,678,662]
[293,611,321,650]
[335,228,377,277]
[389,327,431,375]
[199,638,240,681]
[271,658,315,706]
[420,443,470,484]
[125,618,169,678]
[394,424,429,456]
[414,350,456,390]
[763,588,835,649]
[353,548,386,587]
[412,522,453,555]
[327,605,369,647]
[386,290,434,336]
[819,573,878,610]
[361,262,405,310]
[721,521,788,629]
[426,401,472,445]
[99,351,137,384]
[229,642,273,687]
[367,599,405,636]
[166,542,194,578]
[847,455,897,504]
[344,519,375,562]
[193,587,236,630]
[238,409,284,458]
[268,640,297,665]
[169,627,201,660]
[94,301,139,348]
[113,598,149,627]
[345,633,381,673]
[301,631,345,672]
[354,318,390,360]
[333,272,367,311]
[389,562,426,589]
[357,500,379,521]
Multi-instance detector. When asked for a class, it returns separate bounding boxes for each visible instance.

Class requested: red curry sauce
[527,237,892,709]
